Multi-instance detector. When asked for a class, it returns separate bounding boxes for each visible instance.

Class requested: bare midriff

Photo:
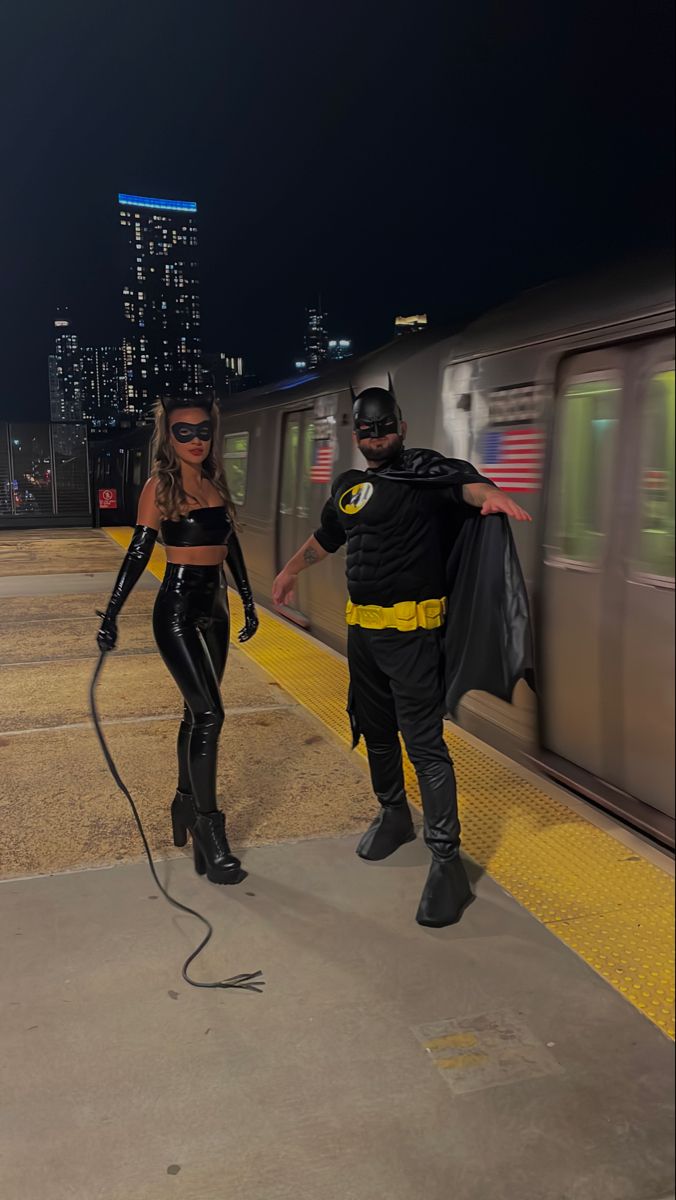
[164,546,229,566]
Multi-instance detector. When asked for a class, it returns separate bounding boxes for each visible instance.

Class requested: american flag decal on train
[643,469,669,491]
[310,442,334,483]
[479,426,545,493]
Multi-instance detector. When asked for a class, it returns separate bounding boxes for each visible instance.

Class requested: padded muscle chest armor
[315,471,458,606]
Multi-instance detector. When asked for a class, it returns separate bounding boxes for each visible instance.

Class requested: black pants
[153,564,230,813]
[347,625,460,860]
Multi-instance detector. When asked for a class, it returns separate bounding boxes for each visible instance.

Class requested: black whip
[89,648,264,993]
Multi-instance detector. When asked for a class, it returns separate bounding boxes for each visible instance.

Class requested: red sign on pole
[98,488,118,510]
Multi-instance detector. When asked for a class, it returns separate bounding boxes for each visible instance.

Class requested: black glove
[96,525,158,653]
[226,532,259,643]
[96,610,118,653]
[239,594,259,643]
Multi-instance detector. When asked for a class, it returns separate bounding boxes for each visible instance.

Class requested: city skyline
[1,1,673,423]
[42,191,386,426]
[47,192,249,428]
[48,203,355,426]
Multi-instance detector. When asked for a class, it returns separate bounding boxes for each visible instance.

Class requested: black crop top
[161,506,233,547]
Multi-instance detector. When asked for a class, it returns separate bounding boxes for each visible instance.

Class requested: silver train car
[220,258,675,847]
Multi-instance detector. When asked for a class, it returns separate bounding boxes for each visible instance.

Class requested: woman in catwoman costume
[97,396,259,885]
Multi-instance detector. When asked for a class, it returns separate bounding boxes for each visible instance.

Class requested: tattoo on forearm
[464,482,495,506]
[303,546,319,566]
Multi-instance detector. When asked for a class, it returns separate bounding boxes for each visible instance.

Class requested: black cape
[377,448,535,717]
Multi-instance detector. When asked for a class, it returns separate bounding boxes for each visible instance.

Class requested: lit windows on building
[202,352,251,399]
[50,309,83,422]
[81,346,125,429]
[327,338,352,361]
[118,192,202,411]
[300,301,351,369]
[395,313,428,335]
[304,301,329,367]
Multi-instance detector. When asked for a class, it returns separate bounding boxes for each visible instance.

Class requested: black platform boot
[192,810,246,885]
[356,802,416,861]
[415,855,473,927]
[170,790,194,848]
[171,793,244,883]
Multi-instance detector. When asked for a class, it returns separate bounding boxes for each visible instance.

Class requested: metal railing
[0,421,91,526]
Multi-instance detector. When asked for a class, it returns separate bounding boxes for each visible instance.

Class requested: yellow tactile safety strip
[107,529,675,1039]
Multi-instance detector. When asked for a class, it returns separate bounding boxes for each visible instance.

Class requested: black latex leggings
[347,625,461,860]
[153,564,229,813]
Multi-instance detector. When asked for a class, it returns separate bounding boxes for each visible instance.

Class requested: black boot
[171,793,244,883]
[356,803,416,861]
[192,810,246,885]
[416,856,473,927]
[170,790,194,848]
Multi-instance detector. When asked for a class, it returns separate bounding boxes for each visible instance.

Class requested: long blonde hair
[152,399,235,520]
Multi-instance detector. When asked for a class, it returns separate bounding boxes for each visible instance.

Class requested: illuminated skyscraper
[50,310,83,422]
[118,193,202,414]
[304,301,328,367]
[81,346,125,429]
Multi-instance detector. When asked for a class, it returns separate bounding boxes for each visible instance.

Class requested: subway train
[91,257,675,847]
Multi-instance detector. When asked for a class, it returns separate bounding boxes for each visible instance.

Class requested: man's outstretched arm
[462,481,532,522]
[272,536,329,607]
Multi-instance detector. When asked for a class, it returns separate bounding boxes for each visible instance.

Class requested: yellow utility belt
[345,597,447,631]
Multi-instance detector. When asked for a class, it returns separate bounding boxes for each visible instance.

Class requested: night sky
[1,0,673,420]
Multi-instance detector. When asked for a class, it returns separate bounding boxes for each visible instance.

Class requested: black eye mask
[356,415,399,439]
[171,421,212,444]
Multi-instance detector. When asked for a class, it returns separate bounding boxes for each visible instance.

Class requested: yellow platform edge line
[104,528,675,1040]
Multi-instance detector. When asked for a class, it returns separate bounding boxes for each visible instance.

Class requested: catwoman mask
[171,421,212,444]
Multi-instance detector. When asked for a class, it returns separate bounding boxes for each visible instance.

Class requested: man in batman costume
[272,379,533,928]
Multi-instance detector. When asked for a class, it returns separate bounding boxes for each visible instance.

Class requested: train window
[279,417,300,515]
[223,432,249,506]
[549,371,621,564]
[632,365,675,581]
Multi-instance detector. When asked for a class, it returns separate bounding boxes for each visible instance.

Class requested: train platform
[0,526,674,1200]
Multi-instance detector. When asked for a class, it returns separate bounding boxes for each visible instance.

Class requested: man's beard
[358,435,404,464]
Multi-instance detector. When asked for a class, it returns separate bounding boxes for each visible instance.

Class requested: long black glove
[97,525,158,652]
[226,532,259,643]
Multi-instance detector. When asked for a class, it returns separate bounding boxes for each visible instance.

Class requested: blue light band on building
[117,193,197,213]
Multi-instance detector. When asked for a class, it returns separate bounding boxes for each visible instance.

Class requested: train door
[277,409,315,624]
[541,340,675,824]
[542,349,624,777]
[617,344,675,817]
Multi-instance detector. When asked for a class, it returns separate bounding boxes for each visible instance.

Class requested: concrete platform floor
[0,527,130,575]
[1,839,674,1200]
[1,528,674,1200]
[0,557,374,875]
